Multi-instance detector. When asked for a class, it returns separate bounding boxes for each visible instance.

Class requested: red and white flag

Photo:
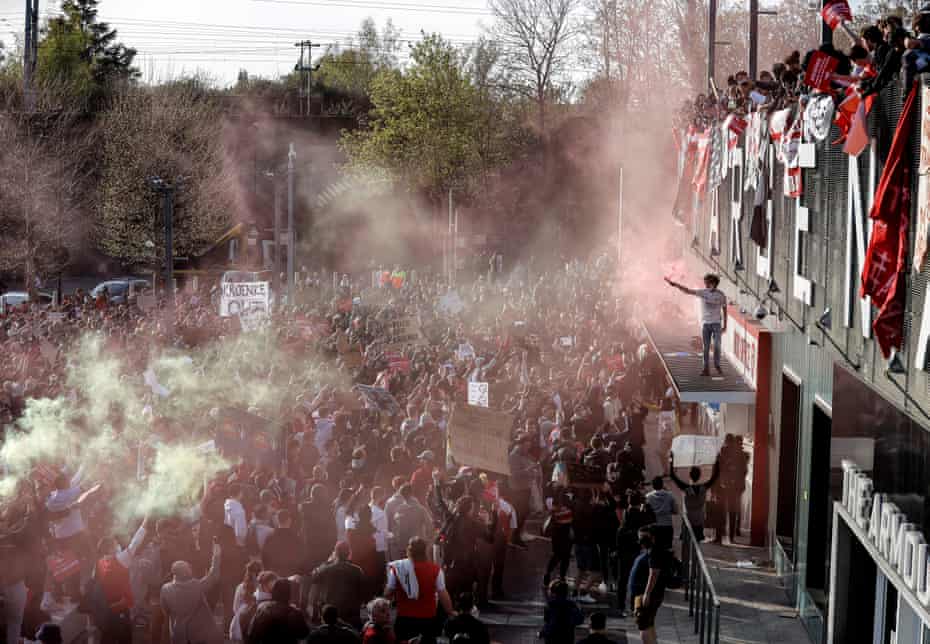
[821,0,852,30]
[861,84,918,357]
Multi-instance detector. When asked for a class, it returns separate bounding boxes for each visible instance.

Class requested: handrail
[680,509,721,644]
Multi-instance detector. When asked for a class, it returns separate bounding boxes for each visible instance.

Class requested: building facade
[677,76,930,643]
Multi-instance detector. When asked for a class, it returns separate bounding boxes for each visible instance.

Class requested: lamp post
[147,177,175,309]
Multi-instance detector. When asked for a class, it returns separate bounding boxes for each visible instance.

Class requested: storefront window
[833,366,930,540]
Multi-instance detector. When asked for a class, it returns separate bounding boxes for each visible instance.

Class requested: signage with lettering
[840,461,930,612]
[721,305,766,389]
[220,282,270,318]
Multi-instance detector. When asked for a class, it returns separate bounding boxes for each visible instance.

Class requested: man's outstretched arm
[664,277,698,296]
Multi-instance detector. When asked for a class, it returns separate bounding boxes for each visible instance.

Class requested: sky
[0,0,492,85]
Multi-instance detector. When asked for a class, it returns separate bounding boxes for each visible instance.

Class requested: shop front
[828,365,930,643]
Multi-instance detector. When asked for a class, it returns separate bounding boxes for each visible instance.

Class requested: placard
[803,51,838,92]
[220,282,270,317]
[467,381,489,408]
[566,463,607,488]
[448,404,512,474]
[821,0,851,30]
[670,434,724,467]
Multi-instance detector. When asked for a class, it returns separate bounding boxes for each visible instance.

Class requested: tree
[488,0,582,134]
[37,0,138,107]
[95,82,233,268]
[314,18,402,118]
[0,108,87,290]
[342,34,485,208]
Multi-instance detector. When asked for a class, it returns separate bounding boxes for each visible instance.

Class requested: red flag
[804,52,839,91]
[843,94,875,156]
[821,0,852,30]
[861,84,919,357]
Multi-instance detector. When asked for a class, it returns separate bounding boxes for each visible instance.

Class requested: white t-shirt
[697,288,727,325]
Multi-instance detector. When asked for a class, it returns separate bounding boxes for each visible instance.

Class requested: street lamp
[147,177,175,309]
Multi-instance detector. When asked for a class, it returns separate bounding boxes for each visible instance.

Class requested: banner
[916,83,930,273]
[467,381,489,407]
[220,282,270,317]
[821,0,851,30]
[671,434,723,467]
[448,404,512,474]
[803,52,839,92]
[861,84,918,357]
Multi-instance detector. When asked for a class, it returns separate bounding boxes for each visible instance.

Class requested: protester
[443,592,491,644]
[669,454,720,542]
[160,541,223,644]
[628,526,671,644]
[307,604,362,643]
[261,509,303,579]
[578,612,617,644]
[361,597,396,644]
[540,579,583,644]
[309,541,367,630]
[246,577,311,644]
[542,489,574,588]
[664,274,727,376]
[616,491,656,616]
[645,476,678,551]
[385,536,454,644]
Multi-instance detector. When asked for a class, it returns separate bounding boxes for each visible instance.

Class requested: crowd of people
[0,251,749,644]
[678,9,930,134]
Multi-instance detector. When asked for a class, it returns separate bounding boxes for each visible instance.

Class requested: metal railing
[680,512,721,644]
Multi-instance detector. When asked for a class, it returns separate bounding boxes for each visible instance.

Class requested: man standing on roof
[664,273,727,376]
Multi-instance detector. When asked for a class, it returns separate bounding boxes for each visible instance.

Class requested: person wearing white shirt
[223,485,248,548]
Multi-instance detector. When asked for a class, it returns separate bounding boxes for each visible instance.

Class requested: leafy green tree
[315,18,402,117]
[95,82,232,268]
[342,34,485,207]
[37,0,138,106]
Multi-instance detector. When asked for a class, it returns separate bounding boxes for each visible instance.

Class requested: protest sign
[353,385,401,416]
[803,52,838,92]
[220,282,270,317]
[448,404,512,474]
[670,434,724,467]
[821,0,851,30]
[559,336,574,348]
[467,381,489,408]
[456,342,476,361]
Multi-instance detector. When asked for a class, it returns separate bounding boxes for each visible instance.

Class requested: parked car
[90,278,152,305]
[0,291,54,315]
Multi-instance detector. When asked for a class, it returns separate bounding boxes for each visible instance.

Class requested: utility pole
[707,0,717,88]
[295,40,320,117]
[749,0,758,79]
[447,188,454,286]
[23,0,38,112]
[148,177,176,309]
[273,175,282,298]
[749,2,777,80]
[287,142,296,306]
[820,0,833,46]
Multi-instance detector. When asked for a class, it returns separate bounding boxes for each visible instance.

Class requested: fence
[681,511,721,644]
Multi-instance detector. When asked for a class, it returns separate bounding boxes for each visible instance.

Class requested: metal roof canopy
[643,322,756,405]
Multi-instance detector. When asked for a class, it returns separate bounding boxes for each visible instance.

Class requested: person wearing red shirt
[385,537,453,644]
[409,451,435,505]
[92,516,149,644]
